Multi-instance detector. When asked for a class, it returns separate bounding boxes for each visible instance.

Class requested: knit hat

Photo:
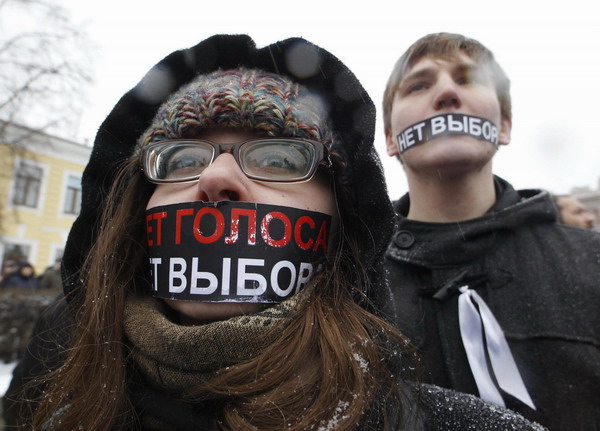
[137,68,334,149]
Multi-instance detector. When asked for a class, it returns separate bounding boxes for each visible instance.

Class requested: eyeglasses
[140,138,331,184]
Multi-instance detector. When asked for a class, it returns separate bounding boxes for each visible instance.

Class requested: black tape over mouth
[145,201,332,304]
[397,113,499,154]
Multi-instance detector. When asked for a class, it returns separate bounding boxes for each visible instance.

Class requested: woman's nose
[196,153,251,202]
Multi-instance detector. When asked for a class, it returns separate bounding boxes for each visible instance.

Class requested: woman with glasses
[5,35,545,431]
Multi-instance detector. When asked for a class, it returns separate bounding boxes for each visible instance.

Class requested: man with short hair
[554,194,596,229]
[383,32,600,431]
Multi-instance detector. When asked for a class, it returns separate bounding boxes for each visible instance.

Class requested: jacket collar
[388,177,557,267]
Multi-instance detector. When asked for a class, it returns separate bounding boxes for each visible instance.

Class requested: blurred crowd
[0,259,62,292]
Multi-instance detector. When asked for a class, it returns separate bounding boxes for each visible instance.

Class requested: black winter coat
[385,176,600,431]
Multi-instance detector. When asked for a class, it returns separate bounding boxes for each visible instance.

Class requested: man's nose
[584,211,596,226]
[433,76,462,110]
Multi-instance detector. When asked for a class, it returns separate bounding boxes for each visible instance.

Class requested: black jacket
[385,176,600,430]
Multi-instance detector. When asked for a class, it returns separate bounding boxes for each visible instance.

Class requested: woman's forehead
[194,128,263,143]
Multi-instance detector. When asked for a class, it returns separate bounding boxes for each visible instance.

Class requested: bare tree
[0,0,94,149]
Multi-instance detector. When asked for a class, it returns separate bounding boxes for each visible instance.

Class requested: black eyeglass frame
[139,138,332,184]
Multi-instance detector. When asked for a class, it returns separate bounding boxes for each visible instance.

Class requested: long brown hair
[28,157,416,431]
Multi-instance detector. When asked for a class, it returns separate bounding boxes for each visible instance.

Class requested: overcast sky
[57,0,600,198]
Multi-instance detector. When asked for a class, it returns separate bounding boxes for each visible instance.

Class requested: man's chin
[407,140,494,174]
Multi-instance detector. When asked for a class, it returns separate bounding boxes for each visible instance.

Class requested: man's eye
[407,83,427,94]
[458,69,487,85]
[458,74,476,84]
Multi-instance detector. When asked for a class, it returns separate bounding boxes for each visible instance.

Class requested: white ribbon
[458,285,536,410]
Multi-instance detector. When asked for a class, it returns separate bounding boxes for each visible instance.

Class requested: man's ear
[498,116,512,146]
[386,131,400,157]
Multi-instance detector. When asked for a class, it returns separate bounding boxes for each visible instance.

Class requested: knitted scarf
[122,295,299,429]
[124,295,298,394]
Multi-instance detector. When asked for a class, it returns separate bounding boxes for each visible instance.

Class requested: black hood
[62,34,394,313]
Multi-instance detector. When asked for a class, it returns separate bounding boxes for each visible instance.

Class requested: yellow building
[0,121,91,276]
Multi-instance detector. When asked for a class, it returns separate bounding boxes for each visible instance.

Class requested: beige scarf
[123,295,298,396]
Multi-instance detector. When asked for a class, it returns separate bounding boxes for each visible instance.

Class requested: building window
[12,161,44,208]
[63,175,82,215]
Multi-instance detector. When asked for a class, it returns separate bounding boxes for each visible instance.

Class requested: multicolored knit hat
[137,68,335,149]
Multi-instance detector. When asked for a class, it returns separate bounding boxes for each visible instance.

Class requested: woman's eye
[256,153,302,173]
[240,141,315,179]
[244,144,311,178]
[169,156,204,171]
[163,149,210,178]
